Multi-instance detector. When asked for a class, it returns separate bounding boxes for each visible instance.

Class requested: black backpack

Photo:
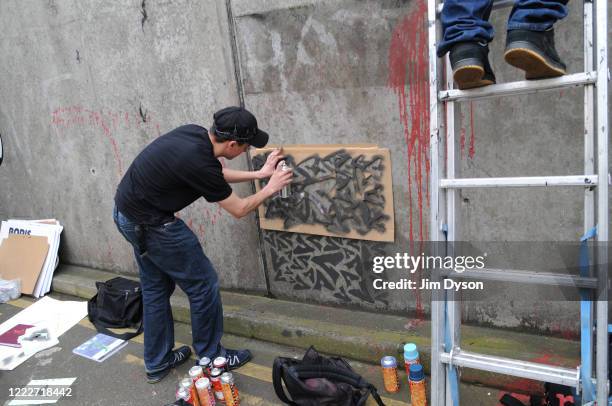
[273,346,385,406]
[87,277,143,340]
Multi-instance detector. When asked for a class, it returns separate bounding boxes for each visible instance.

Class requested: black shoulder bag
[87,277,143,340]
[273,346,385,406]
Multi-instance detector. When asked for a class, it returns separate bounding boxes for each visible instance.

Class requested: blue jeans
[113,207,224,373]
[438,0,569,56]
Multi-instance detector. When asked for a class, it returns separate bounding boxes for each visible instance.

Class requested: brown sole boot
[454,64,496,89]
[504,47,566,80]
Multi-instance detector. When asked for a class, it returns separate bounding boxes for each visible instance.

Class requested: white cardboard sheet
[0,297,87,370]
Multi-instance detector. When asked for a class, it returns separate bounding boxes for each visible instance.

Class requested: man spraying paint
[113,106,292,383]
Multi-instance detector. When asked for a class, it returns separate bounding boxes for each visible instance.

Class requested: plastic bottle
[409,364,427,406]
[403,343,420,375]
[380,356,400,393]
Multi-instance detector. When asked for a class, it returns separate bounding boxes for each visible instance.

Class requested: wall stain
[469,101,476,159]
[50,105,161,180]
[138,103,148,123]
[388,1,430,318]
[140,0,148,31]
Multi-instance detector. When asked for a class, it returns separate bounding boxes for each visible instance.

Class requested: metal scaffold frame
[427,0,609,405]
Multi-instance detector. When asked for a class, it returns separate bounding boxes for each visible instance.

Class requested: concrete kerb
[51,264,580,392]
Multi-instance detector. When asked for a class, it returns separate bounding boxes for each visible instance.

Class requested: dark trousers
[438,0,569,56]
[113,207,223,373]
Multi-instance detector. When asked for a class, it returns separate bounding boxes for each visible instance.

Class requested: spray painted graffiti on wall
[264,230,389,305]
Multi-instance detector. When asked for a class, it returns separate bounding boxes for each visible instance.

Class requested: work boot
[504,29,567,80]
[146,345,192,384]
[449,42,496,90]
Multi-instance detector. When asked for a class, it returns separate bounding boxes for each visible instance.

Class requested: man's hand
[263,160,293,194]
[218,164,292,219]
[257,149,284,179]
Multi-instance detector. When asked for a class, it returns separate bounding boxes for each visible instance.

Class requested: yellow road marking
[8,297,33,308]
[122,353,145,366]
[5,299,410,405]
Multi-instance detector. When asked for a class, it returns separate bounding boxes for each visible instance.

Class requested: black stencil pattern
[252,150,390,236]
[263,231,389,305]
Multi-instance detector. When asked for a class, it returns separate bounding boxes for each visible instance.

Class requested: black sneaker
[224,348,252,370]
[504,29,567,79]
[449,42,496,90]
[146,345,192,384]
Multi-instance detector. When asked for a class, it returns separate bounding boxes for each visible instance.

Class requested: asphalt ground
[0,294,499,405]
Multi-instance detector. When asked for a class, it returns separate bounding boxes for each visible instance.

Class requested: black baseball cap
[211,106,269,148]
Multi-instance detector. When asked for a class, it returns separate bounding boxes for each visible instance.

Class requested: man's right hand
[263,161,293,194]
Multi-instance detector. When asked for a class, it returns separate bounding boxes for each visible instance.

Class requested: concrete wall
[232,0,612,335]
[0,0,266,292]
[0,0,610,334]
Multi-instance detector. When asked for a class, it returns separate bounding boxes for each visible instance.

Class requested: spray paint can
[178,379,199,406]
[380,356,400,393]
[195,377,216,406]
[212,356,228,372]
[176,386,193,404]
[189,366,205,383]
[180,378,200,406]
[280,161,291,198]
[209,367,225,402]
[220,372,240,406]
[409,364,428,406]
[199,357,213,376]
[180,378,193,389]
[403,343,421,375]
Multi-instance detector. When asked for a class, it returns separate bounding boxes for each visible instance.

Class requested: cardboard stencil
[252,145,394,242]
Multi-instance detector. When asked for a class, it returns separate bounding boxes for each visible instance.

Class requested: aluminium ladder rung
[439,72,597,102]
[440,349,580,388]
[440,174,598,189]
[439,268,598,289]
[437,0,515,14]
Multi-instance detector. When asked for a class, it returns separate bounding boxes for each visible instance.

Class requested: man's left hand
[258,149,284,179]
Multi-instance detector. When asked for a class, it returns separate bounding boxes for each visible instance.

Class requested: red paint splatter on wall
[50,105,161,179]
[388,1,430,245]
[469,102,476,159]
[459,111,466,159]
[203,205,224,226]
[388,1,429,318]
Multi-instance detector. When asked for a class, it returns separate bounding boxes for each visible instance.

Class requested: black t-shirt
[115,124,232,225]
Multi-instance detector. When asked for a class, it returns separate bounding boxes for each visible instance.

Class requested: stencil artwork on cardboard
[252,149,391,238]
